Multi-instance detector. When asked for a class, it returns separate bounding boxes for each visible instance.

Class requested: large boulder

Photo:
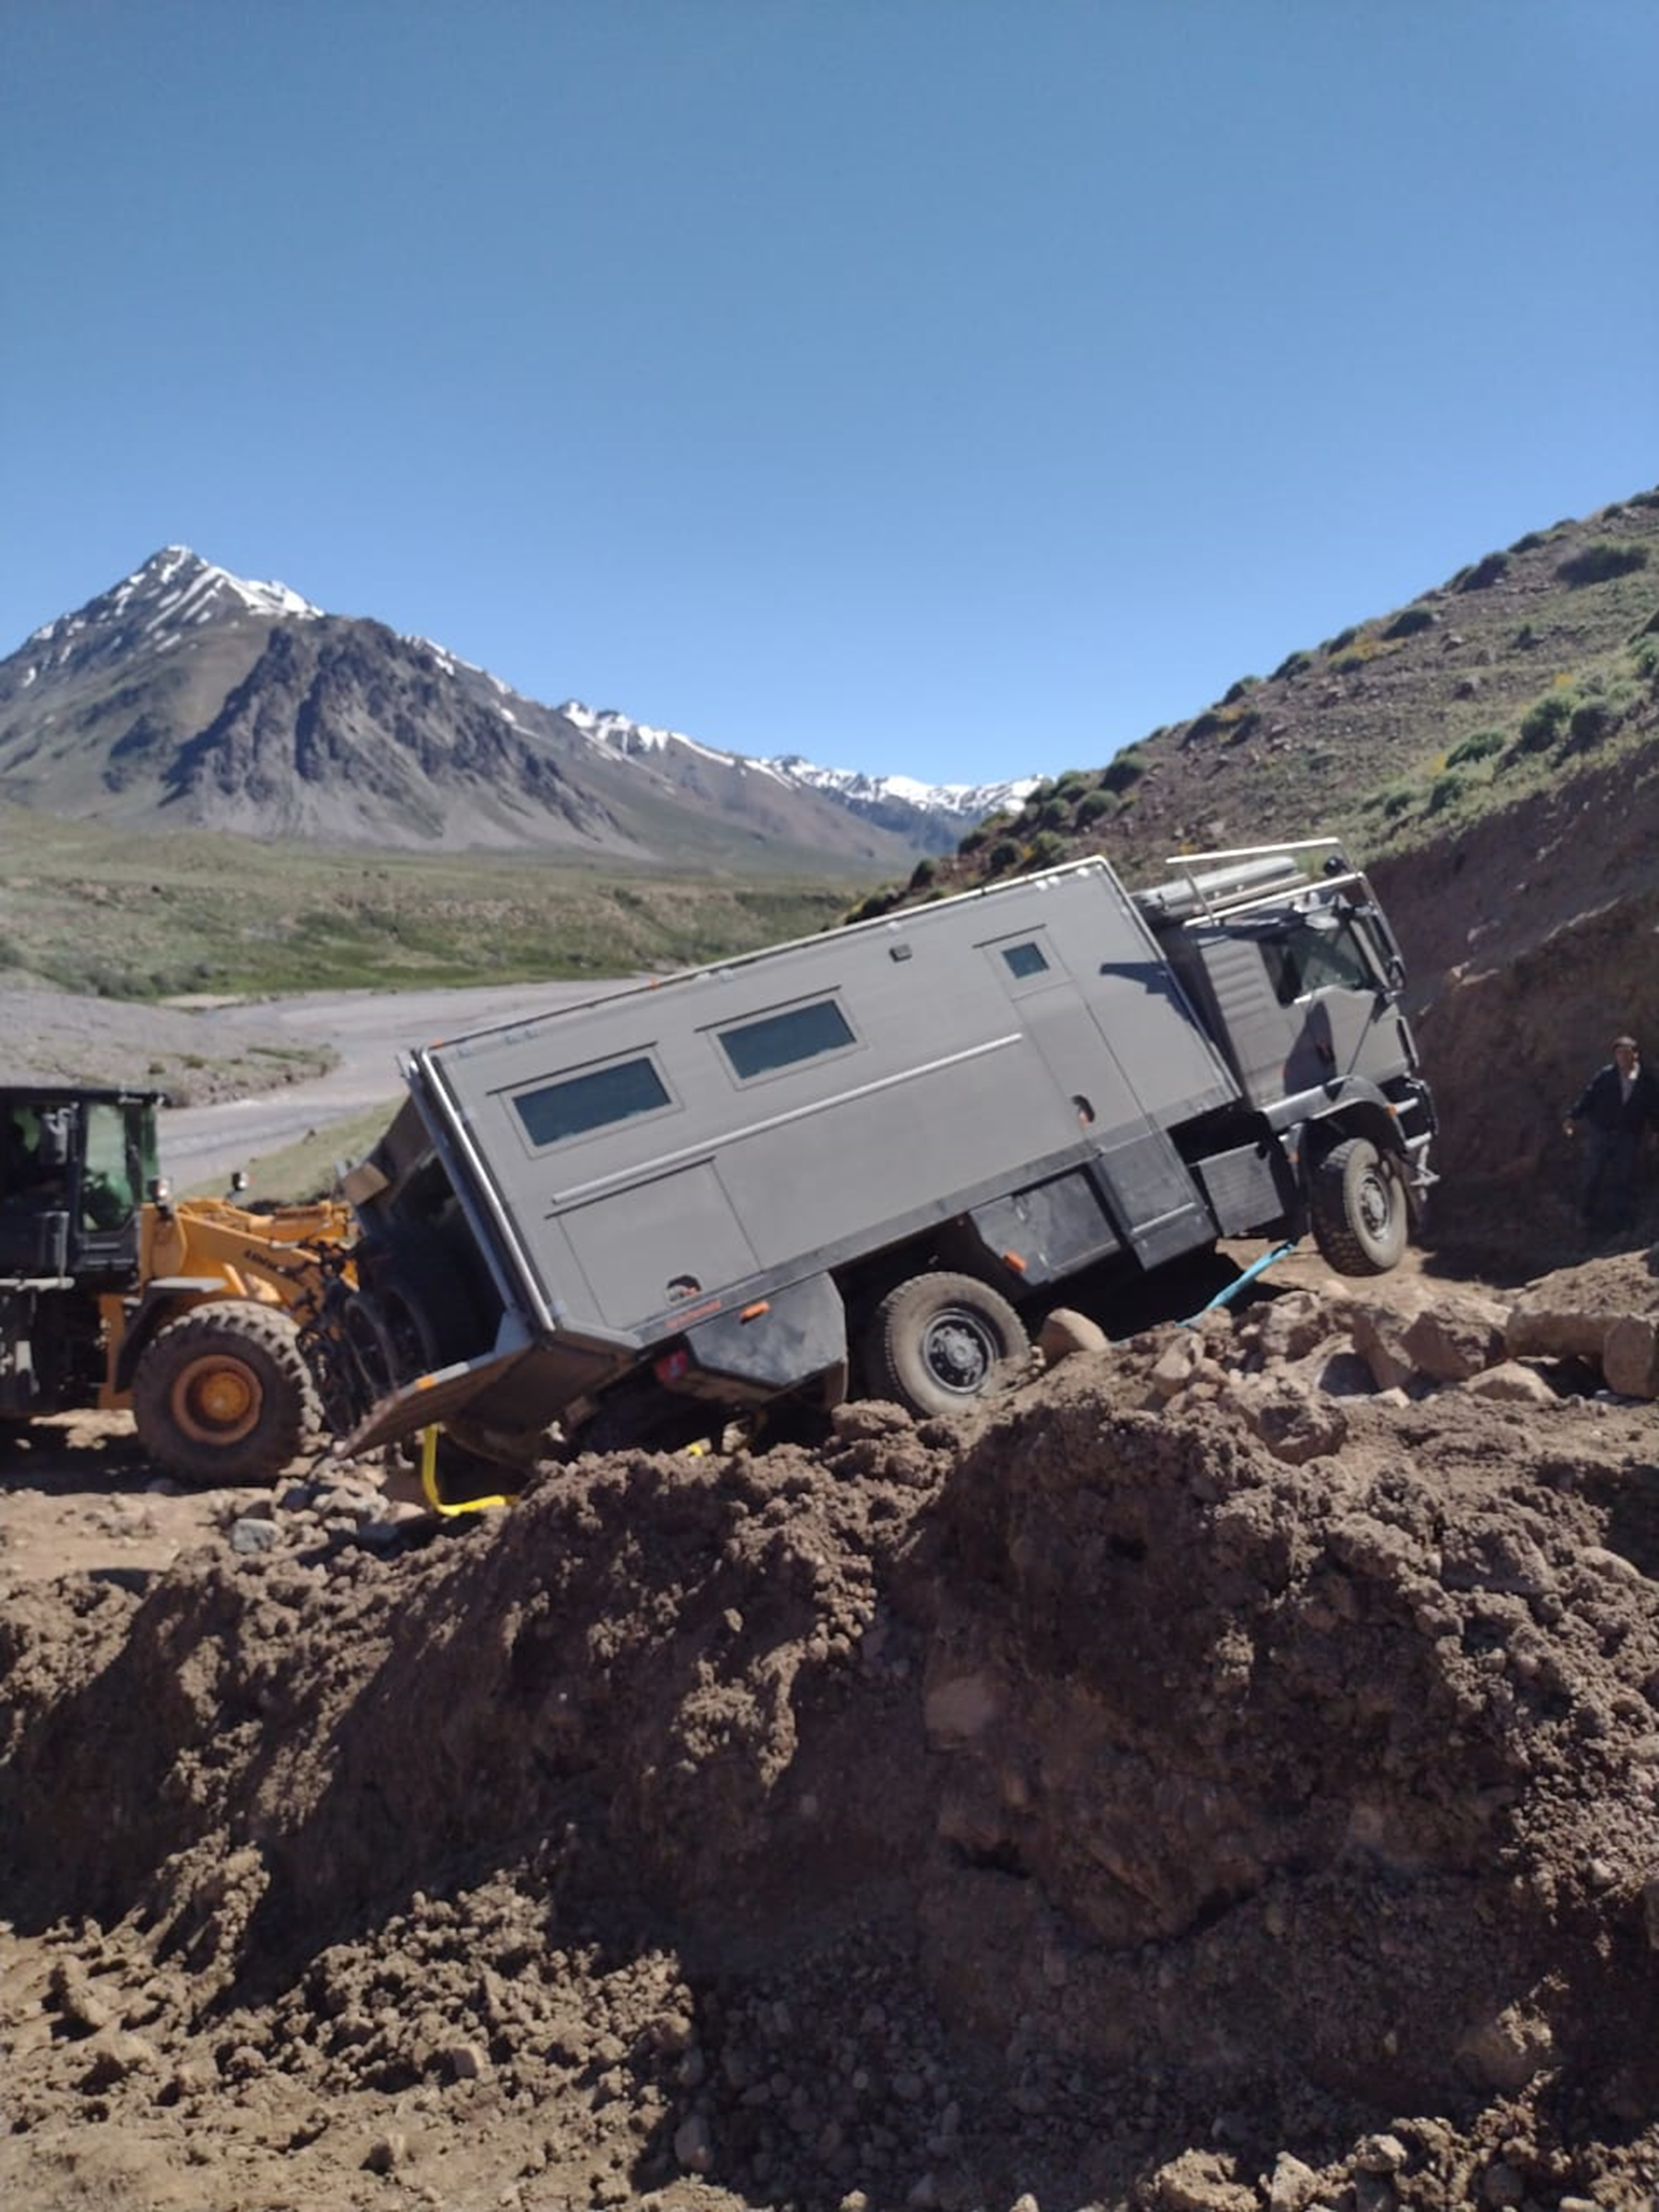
[1505,1298,1610,1360]
[1400,1294,1508,1381]
[1350,1285,1507,1393]
[1603,1314,1659,1399]
[1506,1247,1658,1359]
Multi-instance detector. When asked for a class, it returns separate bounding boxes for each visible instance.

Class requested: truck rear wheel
[1310,1136,1408,1275]
[133,1301,320,1487]
[863,1272,1029,1418]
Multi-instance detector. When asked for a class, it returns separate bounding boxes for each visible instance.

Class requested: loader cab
[0,1087,160,1283]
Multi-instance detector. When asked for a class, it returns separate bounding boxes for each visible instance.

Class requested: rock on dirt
[2,1242,1658,2211]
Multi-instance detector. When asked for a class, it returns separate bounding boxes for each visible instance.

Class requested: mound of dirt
[3,1251,1658,2211]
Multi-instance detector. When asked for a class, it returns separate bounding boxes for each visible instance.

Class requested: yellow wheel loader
[1,1085,354,1487]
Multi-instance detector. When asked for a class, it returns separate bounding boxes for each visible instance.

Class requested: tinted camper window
[512,1056,671,1147]
[718,998,855,1081]
[1001,942,1050,980]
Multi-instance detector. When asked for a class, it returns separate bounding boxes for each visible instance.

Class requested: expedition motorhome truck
[335,841,1435,1467]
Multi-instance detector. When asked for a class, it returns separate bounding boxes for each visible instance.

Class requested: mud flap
[677,1273,847,1402]
[331,1346,533,1461]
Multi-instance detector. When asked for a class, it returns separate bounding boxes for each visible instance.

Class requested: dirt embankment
[3,1247,1658,2212]
[1370,735,1659,1265]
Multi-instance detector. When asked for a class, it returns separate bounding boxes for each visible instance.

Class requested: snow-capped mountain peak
[23,547,321,670]
[112,546,322,625]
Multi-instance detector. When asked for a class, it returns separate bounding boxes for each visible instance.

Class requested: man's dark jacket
[1571,1062,1659,1135]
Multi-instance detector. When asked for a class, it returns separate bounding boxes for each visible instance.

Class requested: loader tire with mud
[133,1300,321,1487]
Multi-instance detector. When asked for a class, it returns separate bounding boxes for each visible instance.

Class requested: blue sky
[3,1,1655,789]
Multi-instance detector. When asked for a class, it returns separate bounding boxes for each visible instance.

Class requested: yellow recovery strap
[418,1426,512,1518]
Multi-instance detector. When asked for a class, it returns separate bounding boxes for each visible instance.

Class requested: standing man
[1563,1034,1659,1235]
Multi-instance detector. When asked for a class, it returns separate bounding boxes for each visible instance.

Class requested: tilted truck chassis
[332,839,1435,1469]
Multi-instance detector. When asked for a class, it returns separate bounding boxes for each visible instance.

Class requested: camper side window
[717,998,856,1082]
[1001,942,1050,980]
[512,1056,672,1147]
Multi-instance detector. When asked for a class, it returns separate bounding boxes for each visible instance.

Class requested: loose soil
[4,1236,1658,2212]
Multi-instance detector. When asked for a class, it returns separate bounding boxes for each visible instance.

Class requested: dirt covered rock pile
[2,1250,1658,2212]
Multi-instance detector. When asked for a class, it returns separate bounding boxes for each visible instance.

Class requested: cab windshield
[1260,912,1376,1006]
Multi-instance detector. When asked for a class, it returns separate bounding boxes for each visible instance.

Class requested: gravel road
[158,978,636,1185]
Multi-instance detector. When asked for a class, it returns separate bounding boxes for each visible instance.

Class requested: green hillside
[852,487,1659,915]
[0,811,867,1001]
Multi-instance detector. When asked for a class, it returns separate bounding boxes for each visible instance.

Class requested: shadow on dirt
[0,1424,149,1498]
[1418,1181,1659,1288]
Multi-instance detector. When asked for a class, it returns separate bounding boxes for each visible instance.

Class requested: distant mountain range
[0,549,1035,867]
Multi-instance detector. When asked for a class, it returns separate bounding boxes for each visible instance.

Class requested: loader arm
[102,1197,357,1405]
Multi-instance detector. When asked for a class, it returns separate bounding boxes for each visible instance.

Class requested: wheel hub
[1358,1170,1392,1235]
[922,1310,995,1394]
[173,1359,261,1444]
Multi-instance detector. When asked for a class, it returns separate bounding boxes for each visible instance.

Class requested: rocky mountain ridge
[0,549,1034,865]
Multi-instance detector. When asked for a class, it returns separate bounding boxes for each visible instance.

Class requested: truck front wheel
[863,1272,1029,1418]
[133,1301,321,1487]
[1309,1137,1408,1275]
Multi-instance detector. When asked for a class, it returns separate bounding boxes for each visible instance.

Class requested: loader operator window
[81,1103,142,1230]
[512,1055,672,1148]
[1261,914,1373,1007]
[717,997,856,1082]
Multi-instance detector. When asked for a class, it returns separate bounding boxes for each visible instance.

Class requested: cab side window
[1263,919,1372,1006]
[82,1103,140,1230]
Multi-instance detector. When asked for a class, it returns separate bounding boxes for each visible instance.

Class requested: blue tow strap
[1177,1241,1299,1328]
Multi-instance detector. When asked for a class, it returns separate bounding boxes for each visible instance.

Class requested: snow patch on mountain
[770,753,1040,823]
[26,547,321,662]
[559,700,791,783]
[559,701,1035,822]
[120,547,320,624]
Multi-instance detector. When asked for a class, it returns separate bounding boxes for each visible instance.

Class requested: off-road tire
[1309,1136,1408,1276]
[862,1271,1030,1418]
[132,1300,321,1487]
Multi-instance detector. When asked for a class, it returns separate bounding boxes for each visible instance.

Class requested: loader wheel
[863,1271,1030,1418]
[1309,1136,1408,1276]
[133,1301,321,1488]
